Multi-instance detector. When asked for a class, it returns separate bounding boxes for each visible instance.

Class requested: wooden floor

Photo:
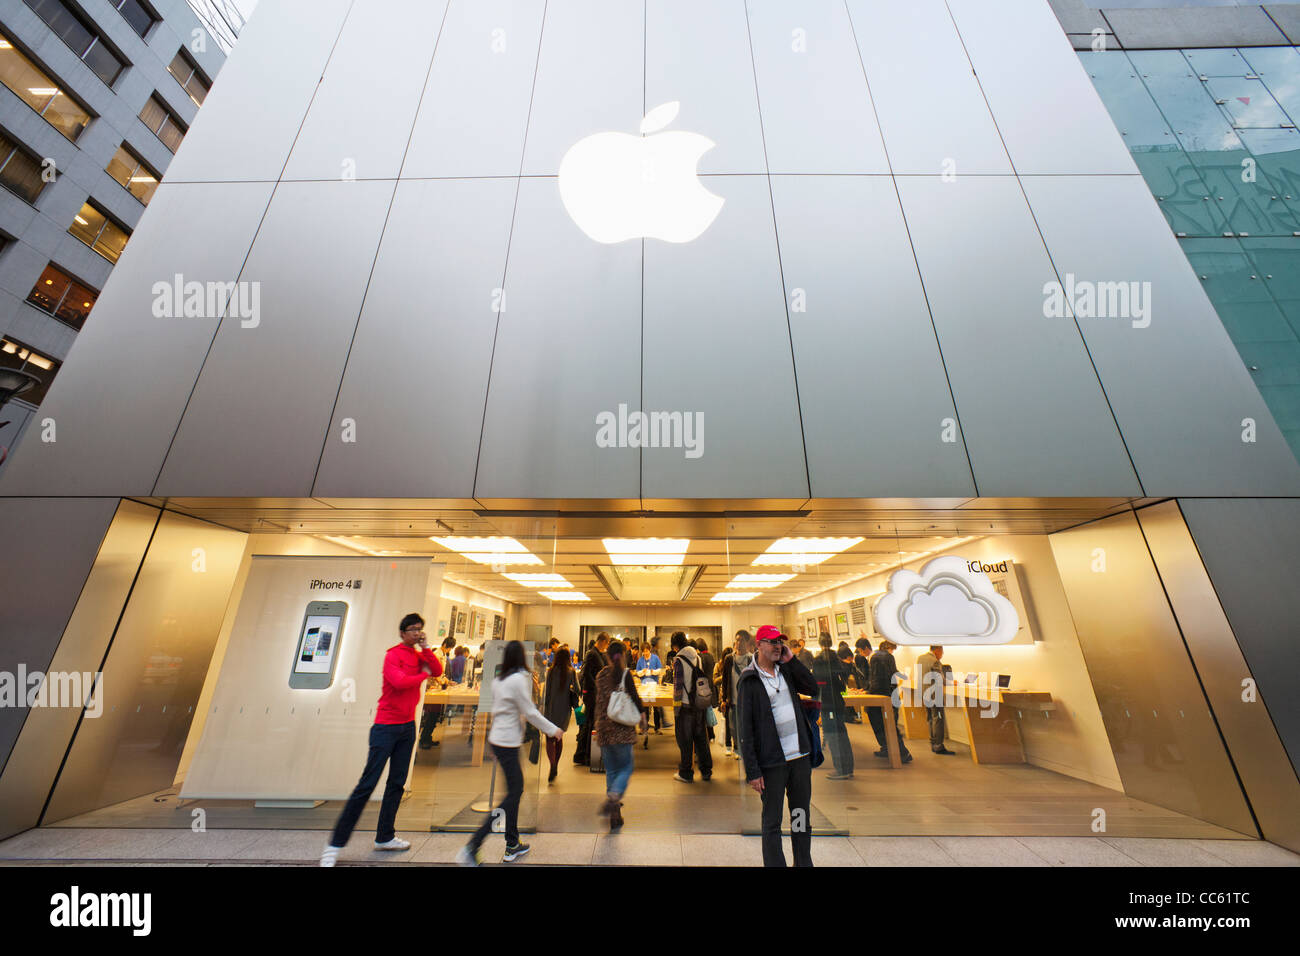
[46,716,1249,840]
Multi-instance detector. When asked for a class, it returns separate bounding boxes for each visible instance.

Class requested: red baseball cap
[755,625,783,643]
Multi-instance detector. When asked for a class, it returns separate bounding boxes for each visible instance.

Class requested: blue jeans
[603,742,634,796]
[331,721,415,846]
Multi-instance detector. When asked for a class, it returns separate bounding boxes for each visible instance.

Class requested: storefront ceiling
[133,496,1156,607]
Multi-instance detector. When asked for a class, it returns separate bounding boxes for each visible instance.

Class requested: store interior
[35,497,1260,842]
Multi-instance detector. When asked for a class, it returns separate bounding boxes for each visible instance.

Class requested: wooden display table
[424,685,490,766]
[895,683,1054,764]
[838,691,903,769]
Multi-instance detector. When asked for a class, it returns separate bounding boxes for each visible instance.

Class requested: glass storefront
[12,498,1265,846]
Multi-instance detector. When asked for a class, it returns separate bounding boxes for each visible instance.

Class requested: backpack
[681,655,713,711]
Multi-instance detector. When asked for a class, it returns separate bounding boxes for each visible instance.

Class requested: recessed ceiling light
[752,552,833,566]
[729,573,794,586]
[539,591,590,601]
[603,538,690,566]
[710,591,759,602]
[503,573,572,587]
[764,537,863,553]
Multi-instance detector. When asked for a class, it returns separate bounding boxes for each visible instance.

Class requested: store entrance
[29,497,1262,845]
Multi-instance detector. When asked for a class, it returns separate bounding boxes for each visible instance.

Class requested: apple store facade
[0,0,1298,855]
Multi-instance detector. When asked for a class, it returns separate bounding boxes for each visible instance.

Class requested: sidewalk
[1,828,1297,866]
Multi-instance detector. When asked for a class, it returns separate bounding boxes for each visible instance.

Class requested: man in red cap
[735,624,819,867]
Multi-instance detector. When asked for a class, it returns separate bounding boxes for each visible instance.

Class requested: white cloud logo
[874,556,1019,645]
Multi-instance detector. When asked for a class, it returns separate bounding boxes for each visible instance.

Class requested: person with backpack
[736,625,820,867]
[695,639,718,741]
[670,631,713,783]
[593,640,645,829]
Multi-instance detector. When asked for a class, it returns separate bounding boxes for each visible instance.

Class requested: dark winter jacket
[811,650,850,714]
[542,664,580,729]
[736,655,818,781]
[867,648,899,696]
[581,646,608,696]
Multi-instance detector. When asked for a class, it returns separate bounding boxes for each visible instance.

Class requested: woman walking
[457,641,562,866]
[542,646,581,783]
[593,639,645,831]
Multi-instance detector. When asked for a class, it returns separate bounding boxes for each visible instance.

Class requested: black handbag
[525,722,541,764]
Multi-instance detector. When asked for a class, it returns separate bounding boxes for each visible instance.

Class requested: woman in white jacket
[457,641,561,866]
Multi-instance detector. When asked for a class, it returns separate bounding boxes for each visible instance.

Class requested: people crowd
[328,615,950,868]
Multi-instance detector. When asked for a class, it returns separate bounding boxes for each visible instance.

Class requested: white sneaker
[374,837,411,851]
[672,772,692,783]
[320,844,342,867]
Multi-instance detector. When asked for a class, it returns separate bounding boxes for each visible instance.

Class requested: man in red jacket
[321,612,442,867]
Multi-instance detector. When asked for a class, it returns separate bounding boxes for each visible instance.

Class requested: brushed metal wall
[1138,499,1300,853]
[1,0,1296,502]
[1049,509,1258,836]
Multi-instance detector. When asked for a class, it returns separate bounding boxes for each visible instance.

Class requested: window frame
[21,0,129,88]
[105,141,159,205]
[24,262,99,330]
[0,127,48,204]
[111,0,159,40]
[167,47,210,107]
[0,28,93,142]
[138,93,186,153]
[67,199,131,263]
[0,335,61,407]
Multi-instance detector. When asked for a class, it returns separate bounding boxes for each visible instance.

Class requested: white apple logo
[558,101,724,244]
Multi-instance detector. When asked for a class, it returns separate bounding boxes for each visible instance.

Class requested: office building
[0,0,227,466]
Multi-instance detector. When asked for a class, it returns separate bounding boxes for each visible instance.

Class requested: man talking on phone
[321,612,441,866]
[735,624,819,867]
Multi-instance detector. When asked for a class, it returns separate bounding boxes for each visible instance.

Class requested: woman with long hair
[593,640,645,831]
[542,646,580,783]
[457,641,562,866]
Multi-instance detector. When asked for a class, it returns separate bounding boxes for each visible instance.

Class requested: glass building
[0,0,1297,863]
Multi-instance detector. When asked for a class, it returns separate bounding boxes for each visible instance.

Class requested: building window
[105,143,158,205]
[112,0,158,39]
[25,263,98,330]
[0,31,91,141]
[139,94,185,152]
[167,48,209,106]
[0,337,60,406]
[22,0,127,88]
[0,129,46,204]
[68,201,130,263]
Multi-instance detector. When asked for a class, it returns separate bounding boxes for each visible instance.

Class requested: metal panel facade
[3,0,1296,501]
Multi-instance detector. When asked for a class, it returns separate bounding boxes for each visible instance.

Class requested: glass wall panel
[42,512,248,823]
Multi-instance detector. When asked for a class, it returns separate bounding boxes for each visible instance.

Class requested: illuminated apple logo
[558,101,724,244]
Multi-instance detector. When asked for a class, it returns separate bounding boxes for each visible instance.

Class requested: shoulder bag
[607,669,641,726]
